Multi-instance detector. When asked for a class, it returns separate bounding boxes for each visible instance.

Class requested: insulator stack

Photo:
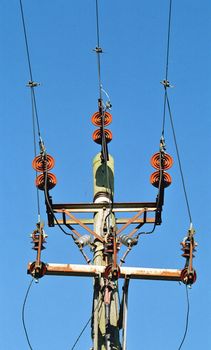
[181,239,197,259]
[31,229,47,251]
[91,111,113,145]
[150,151,173,188]
[32,153,57,191]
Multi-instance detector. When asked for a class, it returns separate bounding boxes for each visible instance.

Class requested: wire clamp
[160,80,173,88]
[93,46,103,54]
[27,81,41,88]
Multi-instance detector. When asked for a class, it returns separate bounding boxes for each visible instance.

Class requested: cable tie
[27,81,41,88]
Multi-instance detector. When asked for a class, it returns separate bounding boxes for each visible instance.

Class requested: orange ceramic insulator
[35,173,57,191]
[150,152,173,170]
[150,171,172,188]
[91,111,112,127]
[92,129,113,144]
[32,154,55,172]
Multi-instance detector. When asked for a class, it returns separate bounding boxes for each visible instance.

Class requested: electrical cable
[19,0,42,139]
[95,0,102,100]
[70,297,103,350]
[162,0,172,136]
[178,285,190,350]
[166,93,193,224]
[22,279,34,350]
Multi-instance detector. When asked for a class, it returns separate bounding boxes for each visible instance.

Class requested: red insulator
[150,171,172,188]
[151,152,173,170]
[91,111,112,127]
[92,129,112,144]
[32,154,55,172]
[35,173,57,191]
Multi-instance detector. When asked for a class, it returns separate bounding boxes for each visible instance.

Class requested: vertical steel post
[92,152,121,350]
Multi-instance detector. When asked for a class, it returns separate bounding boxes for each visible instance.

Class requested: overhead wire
[178,285,190,349]
[166,93,192,223]
[22,279,35,350]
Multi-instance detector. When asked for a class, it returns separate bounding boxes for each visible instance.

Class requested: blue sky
[1,1,211,349]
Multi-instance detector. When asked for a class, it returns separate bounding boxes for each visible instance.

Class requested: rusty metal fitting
[104,264,120,281]
[180,267,197,285]
[29,261,47,279]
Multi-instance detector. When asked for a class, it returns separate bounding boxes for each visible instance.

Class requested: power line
[19,0,42,139]
[22,279,34,350]
[95,0,103,100]
[162,0,173,137]
[178,285,190,349]
[166,93,193,224]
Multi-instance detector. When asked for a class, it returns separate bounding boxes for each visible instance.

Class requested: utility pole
[28,141,197,349]
[92,152,120,349]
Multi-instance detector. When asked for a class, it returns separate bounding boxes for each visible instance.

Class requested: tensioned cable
[22,279,34,350]
[178,285,190,349]
[162,0,172,136]
[70,297,103,349]
[95,0,102,100]
[19,0,42,139]
[166,94,192,223]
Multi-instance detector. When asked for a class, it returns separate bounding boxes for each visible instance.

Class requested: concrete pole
[92,153,121,350]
